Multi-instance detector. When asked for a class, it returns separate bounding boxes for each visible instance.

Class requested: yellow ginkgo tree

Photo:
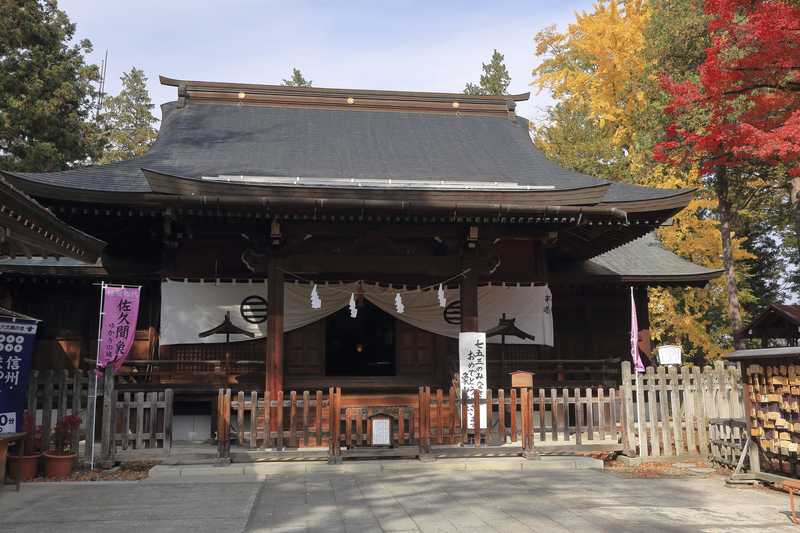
[532,0,753,361]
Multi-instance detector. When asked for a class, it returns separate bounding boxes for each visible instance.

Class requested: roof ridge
[161,75,528,115]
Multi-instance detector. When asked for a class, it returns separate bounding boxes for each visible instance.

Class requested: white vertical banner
[459,332,487,429]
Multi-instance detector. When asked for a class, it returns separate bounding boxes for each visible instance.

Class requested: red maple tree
[655,0,800,346]
[655,0,800,175]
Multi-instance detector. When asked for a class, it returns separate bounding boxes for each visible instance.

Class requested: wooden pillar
[460,262,479,331]
[267,260,285,398]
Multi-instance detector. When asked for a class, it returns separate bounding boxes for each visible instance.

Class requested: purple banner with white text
[98,286,141,372]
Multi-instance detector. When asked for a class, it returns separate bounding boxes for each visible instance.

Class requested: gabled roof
[1,76,693,211]
[740,303,800,339]
[561,232,723,286]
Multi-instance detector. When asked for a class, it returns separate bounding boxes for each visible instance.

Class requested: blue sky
[60,0,593,122]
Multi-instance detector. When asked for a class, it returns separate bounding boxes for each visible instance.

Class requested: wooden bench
[784,479,800,524]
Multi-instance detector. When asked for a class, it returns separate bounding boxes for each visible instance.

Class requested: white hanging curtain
[160,280,357,345]
[159,280,553,346]
[365,284,553,346]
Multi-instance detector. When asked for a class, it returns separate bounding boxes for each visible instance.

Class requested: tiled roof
[5,78,691,204]
[578,232,722,285]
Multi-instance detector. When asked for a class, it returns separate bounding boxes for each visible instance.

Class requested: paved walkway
[0,458,793,532]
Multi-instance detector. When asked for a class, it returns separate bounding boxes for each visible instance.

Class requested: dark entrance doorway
[325,301,396,376]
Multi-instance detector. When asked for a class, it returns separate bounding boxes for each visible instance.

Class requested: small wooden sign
[510,370,534,389]
[368,411,395,447]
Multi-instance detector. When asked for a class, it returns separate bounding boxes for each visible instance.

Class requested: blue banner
[0,319,38,434]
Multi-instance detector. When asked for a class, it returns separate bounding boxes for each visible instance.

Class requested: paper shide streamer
[437,283,446,308]
[310,284,321,309]
[394,293,405,314]
[348,293,358,318]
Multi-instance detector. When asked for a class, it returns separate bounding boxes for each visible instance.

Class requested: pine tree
[464,50,511,96]
[282,68,312,87]
[98,68,158,163]
[0,0,101,171]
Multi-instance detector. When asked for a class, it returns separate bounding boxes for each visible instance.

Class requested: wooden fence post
[521,387,539,459]
[164,389,173,451]
[656,366,672,456]
[41,370,54,453]
[71,371,82,464]
[216,388,231,462]
[668,365,683,455]
[634,371,647,458]
[328,387,342,463]
[418,387,433,458]
[646,367,660,457]
[217,389,224,457]
[26,369,38,415]
[621,362,637,455]
[100,368,115,468]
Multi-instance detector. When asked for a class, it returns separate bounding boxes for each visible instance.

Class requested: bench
[784,479,800,524]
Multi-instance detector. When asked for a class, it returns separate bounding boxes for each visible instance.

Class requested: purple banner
[98,286,141,372]
[630,287,645,374]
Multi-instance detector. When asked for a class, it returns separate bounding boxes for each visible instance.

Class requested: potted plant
[8,410,42,481]
[43,415,81,479]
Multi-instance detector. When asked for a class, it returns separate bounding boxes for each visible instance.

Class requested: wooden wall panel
[285,320,325,376]
[395,320,435,376]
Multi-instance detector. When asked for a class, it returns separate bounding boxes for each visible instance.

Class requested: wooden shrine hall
[0,77,721,421]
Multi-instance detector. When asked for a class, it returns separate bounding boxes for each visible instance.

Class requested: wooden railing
[217,388,334,457]
[217,385,625,459]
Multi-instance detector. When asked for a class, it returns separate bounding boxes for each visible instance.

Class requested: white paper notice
[459,332,487,429]
[371,418,390,446]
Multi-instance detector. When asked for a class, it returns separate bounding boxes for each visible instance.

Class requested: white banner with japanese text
[459,332,487,429]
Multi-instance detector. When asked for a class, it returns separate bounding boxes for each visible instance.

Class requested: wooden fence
[112,390,174,451]
[708,418,748,468]
[621,361,744,459]
[26,369,88,459]
[23,368,175,466]
[217,384,624,459]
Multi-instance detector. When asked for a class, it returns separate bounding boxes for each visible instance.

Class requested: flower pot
[7,454,41,481]
[43,452,76,479]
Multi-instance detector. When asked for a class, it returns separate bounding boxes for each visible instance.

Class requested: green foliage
[0,0,101,171]
[98,68,158,164]
[282,68,312,87]
[464,49,511,95]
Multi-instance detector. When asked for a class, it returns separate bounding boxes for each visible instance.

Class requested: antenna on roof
[94,49,109,121]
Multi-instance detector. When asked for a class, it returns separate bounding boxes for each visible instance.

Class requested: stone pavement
[0,457,794,532]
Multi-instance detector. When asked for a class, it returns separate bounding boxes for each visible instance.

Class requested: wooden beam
[280,254,466,277]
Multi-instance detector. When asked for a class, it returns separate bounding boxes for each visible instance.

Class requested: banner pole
[89,281,106,470]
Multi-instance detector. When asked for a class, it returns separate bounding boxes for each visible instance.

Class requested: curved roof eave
[0,174,107,261]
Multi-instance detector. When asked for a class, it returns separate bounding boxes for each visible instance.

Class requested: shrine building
[0,77,721,437]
